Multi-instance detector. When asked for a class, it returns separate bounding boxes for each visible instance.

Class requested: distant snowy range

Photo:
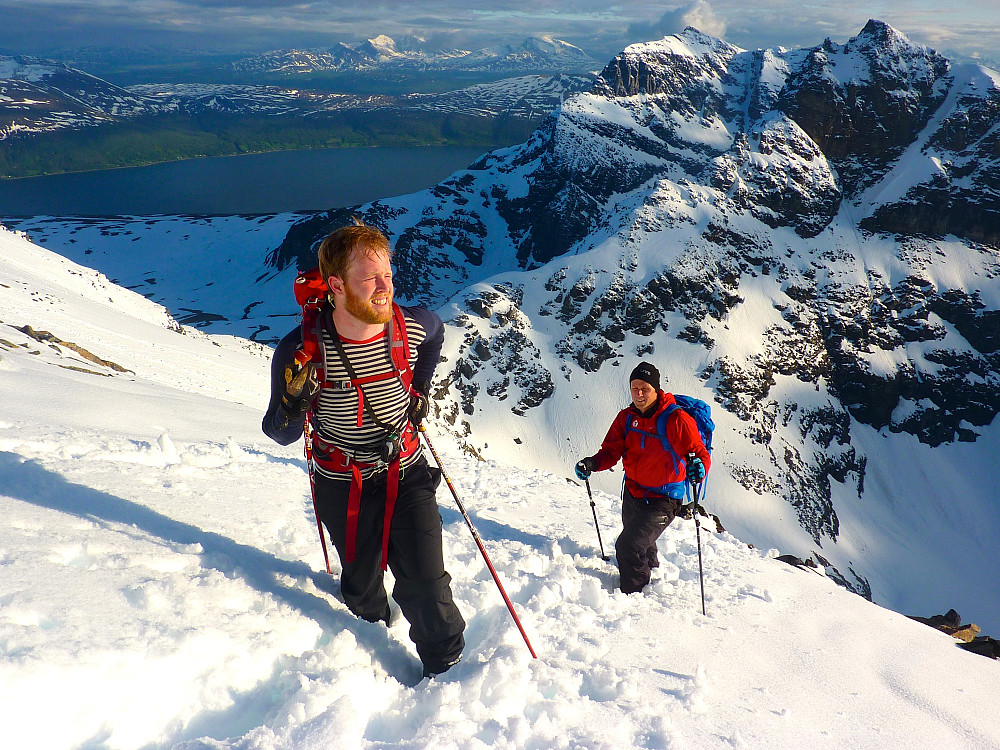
[2,19,999,750]
[0,35,599,143]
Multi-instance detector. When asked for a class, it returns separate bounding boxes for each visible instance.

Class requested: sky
[0,0,998,67]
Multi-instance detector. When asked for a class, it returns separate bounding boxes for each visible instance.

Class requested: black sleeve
[403,306,444,390]
[261,327,307,446]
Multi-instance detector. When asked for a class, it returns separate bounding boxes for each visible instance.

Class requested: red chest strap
[320,304,415,427]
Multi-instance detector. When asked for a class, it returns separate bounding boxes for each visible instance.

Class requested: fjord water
[0,145,489,216]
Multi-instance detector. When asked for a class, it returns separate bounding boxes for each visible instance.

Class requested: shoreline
[0,140,500,182]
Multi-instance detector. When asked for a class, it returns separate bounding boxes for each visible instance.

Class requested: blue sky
[1,0,997,67]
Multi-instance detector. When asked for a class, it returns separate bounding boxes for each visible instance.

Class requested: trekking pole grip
[686,452,704,504]
[685,452,708,616]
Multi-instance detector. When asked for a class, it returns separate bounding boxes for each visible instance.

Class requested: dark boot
[422,655,461,680]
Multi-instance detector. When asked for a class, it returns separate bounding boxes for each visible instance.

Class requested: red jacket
[591,391,711,500]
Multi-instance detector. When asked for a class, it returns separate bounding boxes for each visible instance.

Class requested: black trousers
[615,488,680,594]
[313,458,466,672]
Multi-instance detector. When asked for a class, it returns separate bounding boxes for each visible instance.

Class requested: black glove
[408,380,430,426]
[575,457,596,480]
[282,360,320,414]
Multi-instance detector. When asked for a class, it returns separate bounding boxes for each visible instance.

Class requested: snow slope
[2,217,998,749]
[6,22,1000,645]
[5,213,303,343]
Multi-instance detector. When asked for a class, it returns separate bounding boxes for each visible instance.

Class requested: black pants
[313,458,466,672]
[615,488,680,594]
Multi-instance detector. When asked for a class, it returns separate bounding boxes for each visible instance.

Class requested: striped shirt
[261,305,445,477]
[312,306,435,480]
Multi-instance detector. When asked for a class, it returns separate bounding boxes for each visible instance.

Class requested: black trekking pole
[418,425,538,659]
[584,479,609,561]
[687,453,707,616]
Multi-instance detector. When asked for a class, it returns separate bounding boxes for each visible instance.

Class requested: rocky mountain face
[266,21,1000,594]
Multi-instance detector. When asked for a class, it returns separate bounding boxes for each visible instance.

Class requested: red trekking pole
[304,419,333,575]
[418,424,538,659]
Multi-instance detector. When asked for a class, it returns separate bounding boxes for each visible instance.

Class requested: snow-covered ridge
[0,54,592,141]
[0,54,159,138]
[230,34,602,76]
[6,19,1000,646]
[0,224,997,749]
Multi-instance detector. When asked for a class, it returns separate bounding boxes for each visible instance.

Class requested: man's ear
[327,275,345,296]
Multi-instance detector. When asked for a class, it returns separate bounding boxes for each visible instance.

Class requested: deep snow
[2,217,998,749]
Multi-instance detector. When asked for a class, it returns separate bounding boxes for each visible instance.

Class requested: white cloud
[677,0,727,38]
[626,0,727,43]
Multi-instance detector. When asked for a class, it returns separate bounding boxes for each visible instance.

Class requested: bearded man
[262,221,465,679]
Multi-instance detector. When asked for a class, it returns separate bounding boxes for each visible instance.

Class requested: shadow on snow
[0,451,422,743]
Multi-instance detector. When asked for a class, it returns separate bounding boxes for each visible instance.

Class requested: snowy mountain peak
[362,34,401,60]
[0,54,52,82]
[597,26,742,98]
[229,35,601,76]
[807,18,950,91]
[521,35,589,56]
[616,25,740,64]
[0,54,113,88]
[855,17,920,50]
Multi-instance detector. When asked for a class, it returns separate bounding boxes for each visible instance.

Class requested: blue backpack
[624,394,715,499]
[666,394,714,451]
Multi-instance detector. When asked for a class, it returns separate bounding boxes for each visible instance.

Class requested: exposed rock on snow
[6,22,1000,641]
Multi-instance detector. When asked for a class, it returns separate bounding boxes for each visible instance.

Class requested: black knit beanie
[629,362,660,391]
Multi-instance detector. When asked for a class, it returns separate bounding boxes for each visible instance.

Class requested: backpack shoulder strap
[624,409,675,456]
[387,303,414,392]
[656,404,682,458]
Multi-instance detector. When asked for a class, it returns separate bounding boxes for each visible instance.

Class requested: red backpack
[293,267,414,408]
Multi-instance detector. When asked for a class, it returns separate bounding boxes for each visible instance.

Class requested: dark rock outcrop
[908,609,984,644]
[778,20,951,195]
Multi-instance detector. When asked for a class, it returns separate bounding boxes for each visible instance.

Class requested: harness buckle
[328,380,354,391]
[367,436,399,476]
[378,433,401,464]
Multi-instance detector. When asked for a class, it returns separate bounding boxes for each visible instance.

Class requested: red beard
[344,282,392,325]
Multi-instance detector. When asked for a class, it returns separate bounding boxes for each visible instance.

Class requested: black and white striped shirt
[262,305,444,481]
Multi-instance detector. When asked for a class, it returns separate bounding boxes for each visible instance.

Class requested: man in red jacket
[575,362,710,594]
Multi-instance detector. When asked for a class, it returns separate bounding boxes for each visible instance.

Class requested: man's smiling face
[341,247,394,326]
[631,379,657,411]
